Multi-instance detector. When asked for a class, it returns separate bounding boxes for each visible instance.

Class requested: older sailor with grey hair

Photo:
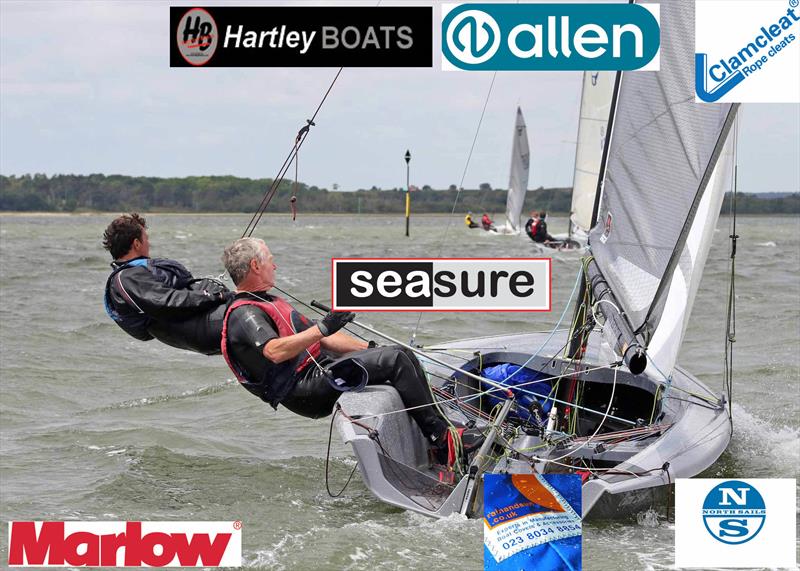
[219,237,483,466]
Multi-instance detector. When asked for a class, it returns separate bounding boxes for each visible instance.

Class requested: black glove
[219,290,236,303]
[317,311,355,336]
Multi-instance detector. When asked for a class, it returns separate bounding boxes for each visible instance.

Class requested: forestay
[587,0,738,376]
[499,107,530,234]
[570,71,614,239]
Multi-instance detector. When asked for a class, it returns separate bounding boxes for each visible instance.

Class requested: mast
[589,70,622,231]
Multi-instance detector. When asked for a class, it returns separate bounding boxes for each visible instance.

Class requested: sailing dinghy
[535,71,615,251]
[490,107,530,235]
[335,0,736,519]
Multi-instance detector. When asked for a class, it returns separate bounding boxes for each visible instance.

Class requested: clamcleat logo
[441,3,660,71]
[702,480,766,544]
[177,8,218,66]
[695,1,800,103]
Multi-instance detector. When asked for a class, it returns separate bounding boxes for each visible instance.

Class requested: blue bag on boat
[481,363,552,422]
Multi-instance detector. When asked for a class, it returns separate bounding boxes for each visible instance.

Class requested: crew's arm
[320,332,368,353]
[263,325,325,363]
[117,267,225,318]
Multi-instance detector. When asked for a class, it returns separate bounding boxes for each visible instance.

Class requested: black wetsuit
[225,296,447,439]
[531,219,555,243]
[105,258,231,354]
[524,217,537,240]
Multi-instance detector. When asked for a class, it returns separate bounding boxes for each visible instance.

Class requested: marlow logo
[702,480,766,545]
[177,8,218,66]
[7,521,242,567]
[441,3,660,71]
[695,1,799,102]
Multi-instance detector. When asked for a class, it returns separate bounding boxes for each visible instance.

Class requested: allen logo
[445,9,501,65]
[702,480,766,545]
[441,3,660,71]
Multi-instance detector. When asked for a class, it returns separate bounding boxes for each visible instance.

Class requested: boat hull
[335,331,731,519]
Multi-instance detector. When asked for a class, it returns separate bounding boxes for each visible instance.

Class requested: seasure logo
[695,1,800,102]
[7,521,242,567]
[332,258,551,311]
[702,481,766,545]
[441,3,660,71]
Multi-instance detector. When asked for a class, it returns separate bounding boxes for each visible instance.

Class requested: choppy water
[1,213,798,570]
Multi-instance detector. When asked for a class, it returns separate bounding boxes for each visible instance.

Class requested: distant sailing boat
[336,0,737,519]
[567,71,615,246]
[492,107,530,235]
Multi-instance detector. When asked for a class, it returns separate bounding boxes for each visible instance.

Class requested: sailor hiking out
[102,213,233,355]
[220,237,484,467]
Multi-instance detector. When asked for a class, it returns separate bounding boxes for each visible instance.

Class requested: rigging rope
[325,406,360,497]
[241,67,343,238]
[408,72,498,346]
[723,115,739,436]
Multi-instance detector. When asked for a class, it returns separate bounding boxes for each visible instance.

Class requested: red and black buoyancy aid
[526,217,541,239]
[221,296,322,408]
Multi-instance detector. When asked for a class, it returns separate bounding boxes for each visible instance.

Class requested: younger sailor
[220,237,483,465]
[524,210,540,241]
[102,213,233,355]
[464,211,479,229]
[529,211,557,244]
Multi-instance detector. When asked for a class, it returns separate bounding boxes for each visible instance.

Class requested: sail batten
[587,0,738,377]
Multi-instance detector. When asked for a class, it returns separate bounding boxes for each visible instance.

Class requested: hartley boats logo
[7,521,242,567]
[441,3,660,71]
[177,8,218,66]
[695,1,800,102]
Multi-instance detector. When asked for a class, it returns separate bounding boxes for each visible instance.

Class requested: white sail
[570,71,614,239]
[588,0,738,369]
[497,107,530,234]
[645,132,735,378]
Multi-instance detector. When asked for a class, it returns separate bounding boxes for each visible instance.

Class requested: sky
[1,0,799,193]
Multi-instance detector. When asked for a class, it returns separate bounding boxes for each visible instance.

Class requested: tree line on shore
[1,174,797,214]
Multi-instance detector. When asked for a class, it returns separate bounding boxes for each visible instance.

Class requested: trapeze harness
[221,297,322,408]
[103,257,193,341]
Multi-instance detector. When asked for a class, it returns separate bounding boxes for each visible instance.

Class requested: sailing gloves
[317,310,355,336]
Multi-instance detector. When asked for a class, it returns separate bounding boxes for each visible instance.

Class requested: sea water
[1,213,797,570]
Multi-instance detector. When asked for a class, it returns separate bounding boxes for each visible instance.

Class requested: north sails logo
[695,2,799,102]
[7,521,242,567]
[701,481,766,545]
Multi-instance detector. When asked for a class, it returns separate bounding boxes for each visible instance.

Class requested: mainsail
[570,71,614,240]
[498,107,530,234]
[587,0,739,377]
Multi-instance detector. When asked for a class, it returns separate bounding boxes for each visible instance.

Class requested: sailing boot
[430,427,485,469]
